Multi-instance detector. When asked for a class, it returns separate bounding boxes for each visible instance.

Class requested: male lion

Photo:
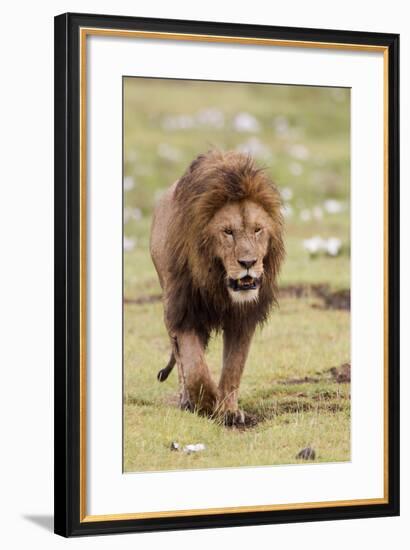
[150,150,284,426]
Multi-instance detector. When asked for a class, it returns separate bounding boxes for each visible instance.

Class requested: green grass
[124,297,350,472]
[123,78,351,472]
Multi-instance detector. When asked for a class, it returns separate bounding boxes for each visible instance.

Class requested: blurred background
[123,78,350,298]
[123,78,351,472]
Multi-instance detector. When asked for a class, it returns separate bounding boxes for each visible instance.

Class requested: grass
[124,296,350,472]
[123,78,351,472]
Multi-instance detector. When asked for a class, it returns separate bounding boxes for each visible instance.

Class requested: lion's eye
[255,227,262,234]
[224,228,233,236]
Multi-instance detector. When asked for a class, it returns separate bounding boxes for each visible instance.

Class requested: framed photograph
[54,12,399,537]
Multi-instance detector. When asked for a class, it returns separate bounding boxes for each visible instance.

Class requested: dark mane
[165,150,284,343]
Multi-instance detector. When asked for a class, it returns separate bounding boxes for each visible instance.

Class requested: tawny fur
[150,150,284,422]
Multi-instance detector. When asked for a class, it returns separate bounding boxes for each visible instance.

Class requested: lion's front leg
[173,331,218,415]
[218,326,255,426]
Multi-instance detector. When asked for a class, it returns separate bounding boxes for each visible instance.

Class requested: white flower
[157,143,181,162]
[233,112,260,133]
[196,108,224,128]
[123,236,136,252]
[303,236,325,256]
[236,137,270,159]
[131,208,142,221]
[324,199,344,214]
[281,187,293,201]
[303,236,342,257]
[281,203,293,218]
[162,114,195,130]
[300,209,312,222]
[289,162,303,176]
[325,237,342,256]
[124,208,142,223]
[289,144,309,160]
[123,176,135,191]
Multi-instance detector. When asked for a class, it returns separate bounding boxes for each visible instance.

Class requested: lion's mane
[166,150,285,345]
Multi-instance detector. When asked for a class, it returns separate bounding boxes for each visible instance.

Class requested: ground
[123,79,350,472]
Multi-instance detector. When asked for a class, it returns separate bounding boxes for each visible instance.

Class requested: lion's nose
[238,259,257,270]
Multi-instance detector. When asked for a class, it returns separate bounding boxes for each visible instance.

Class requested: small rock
[170,441,180,451]
[183,443,206,454]
[296,447,316,460]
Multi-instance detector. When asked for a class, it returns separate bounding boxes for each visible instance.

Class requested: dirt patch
[278,284,315,299]
[279,375,320,385]
[311,389,341,400]
[242,398,348,424]
[312,286,350,310]
[280,284,350,310]
[328,362,351,383]
[124,284,350,310]
[277,362,351,386]
[274,398,346,415]
[125,395,155,407]
[124,293,162,305]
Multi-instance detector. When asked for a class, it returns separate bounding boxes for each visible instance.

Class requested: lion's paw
[180,397,195,413]
[223,410,257,428]
[223,409,245,427]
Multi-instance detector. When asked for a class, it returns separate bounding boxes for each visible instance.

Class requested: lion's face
[208,199,273,304]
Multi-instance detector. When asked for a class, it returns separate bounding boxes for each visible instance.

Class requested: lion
[150,150,284,426]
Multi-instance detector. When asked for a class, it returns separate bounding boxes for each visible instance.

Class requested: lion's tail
[157,352,176,382]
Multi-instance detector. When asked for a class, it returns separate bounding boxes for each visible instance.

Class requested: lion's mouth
[227,275,261,292]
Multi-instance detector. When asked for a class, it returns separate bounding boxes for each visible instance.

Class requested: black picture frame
[54,12,400,537]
